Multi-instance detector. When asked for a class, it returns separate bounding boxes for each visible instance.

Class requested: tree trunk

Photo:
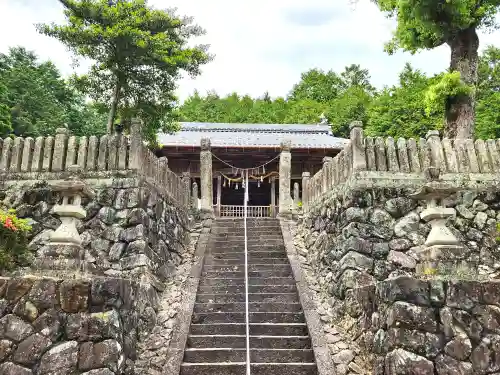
[445,27,479,139]
[106,81,122,134]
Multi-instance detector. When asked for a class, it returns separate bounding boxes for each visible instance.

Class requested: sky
[1,0,500,102]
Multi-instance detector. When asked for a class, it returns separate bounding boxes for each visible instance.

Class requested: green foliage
[328,85,372,137]
[179,65,375,138]
[424,71,475,115]
[0,209,32,272]
[373,0,499,54]
[0,46,106,137]
[38,0,212,142]
[372,0,500,137]
[0,82,12,136]
[366,64,443,138]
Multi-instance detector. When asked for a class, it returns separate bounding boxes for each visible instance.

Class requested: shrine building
[156,122,347,217]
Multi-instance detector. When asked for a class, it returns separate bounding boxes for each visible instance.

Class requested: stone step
[201,270,292,278]
[183,348,315,363]
[207,252,288,259]
[202,264,292,272]
[180,363,246,375]
[203,258,289,266]
[193,302,303,313]
[198,278,245,287]
[187,335,312,349]
[214,233,283,244]
[198,277,296,287]
[204,255,290,268]
[191,312,305,324]
[183,348,245,363]
[252,364,318,375]
[213,235,281,240]
[196,293,299,303]
[209,246,286,253]
[196,294,246,303]
[214,228,281,233]
[251,335,312,349]
[187,334,246,348]
[249,285,298,293]
[180,363,318,375]
[249,293,299,303]
[252,349,315,363]
[248,277,296,286]
[211,241,284,246]
[189,323,309,336]
[197,284,298,294]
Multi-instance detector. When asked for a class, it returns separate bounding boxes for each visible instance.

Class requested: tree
[339,64,375,93]
[475,45,500,139]
[372,0,500,138]
[0,46,106,137]
[366,63,442,138]
[38,0,212,141]
[0,47,71,136]
[329,85,372,137]
[288,68,343,102]
[0,83,12,136]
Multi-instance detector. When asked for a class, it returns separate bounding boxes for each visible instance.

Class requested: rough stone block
[59,281,90,313]
[78,339,122,371]
[0,362,32,375]
[378,276,430,306]
[386,301,437,333]
[13,333,51,365]
[384,348,434,374]
[0,314,33,342]
[38,341,79,375]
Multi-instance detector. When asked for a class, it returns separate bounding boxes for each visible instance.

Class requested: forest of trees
[1,44,500,141]
[0,0,499,142]
[177,46,500,140]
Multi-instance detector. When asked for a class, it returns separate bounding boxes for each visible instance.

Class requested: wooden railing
[217,205,278,218]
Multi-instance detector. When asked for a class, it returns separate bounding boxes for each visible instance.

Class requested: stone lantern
[409,167,476,277]
[36,179,94,273]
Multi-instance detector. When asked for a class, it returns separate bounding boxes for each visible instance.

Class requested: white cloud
[1,0,500,102]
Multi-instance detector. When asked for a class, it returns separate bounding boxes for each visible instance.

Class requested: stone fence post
[322,157,333,193]
[129,118,143,171]
[182,171,191,208]
[278,140,293,218]
[191,182,199,209]
[200,138,214,216]
[350,121,366,171]
[302,172,310,212]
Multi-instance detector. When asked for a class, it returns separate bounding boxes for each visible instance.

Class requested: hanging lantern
[263,165,266,173]
[260,176,263,182]
[223,179,226,187]
[236,183,239,190]
[258,181,261,188]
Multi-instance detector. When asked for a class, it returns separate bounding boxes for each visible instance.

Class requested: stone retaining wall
[352,276,500,374]
[1,177,190,290]
[0,275,156,375]
[296,187,500,317]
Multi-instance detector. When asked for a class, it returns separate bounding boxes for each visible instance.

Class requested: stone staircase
[180,218,318,375]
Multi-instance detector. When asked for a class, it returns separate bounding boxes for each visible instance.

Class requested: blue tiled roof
[158,122,348,149]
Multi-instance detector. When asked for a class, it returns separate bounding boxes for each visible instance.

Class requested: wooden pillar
[270,177,276,217]
[216,174,222,217]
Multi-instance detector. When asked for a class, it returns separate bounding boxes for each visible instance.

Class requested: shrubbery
[0,209,32,271]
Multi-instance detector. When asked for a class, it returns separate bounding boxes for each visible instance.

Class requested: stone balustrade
[0,123,188,208]
[303,122,500,211]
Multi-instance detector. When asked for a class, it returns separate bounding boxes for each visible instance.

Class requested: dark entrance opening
[220,178,276,206]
